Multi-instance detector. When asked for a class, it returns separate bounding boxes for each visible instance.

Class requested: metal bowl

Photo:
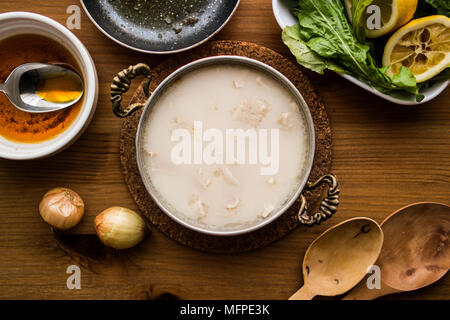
[81,0,240,54]
[111,56,339,236]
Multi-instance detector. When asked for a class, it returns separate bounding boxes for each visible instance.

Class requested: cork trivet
[120,41,332,253]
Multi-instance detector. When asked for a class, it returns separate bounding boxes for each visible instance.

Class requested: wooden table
[0,1,448,300]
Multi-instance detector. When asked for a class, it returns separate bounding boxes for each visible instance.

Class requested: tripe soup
[142,63,309,229]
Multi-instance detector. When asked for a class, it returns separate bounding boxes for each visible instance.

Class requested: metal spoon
[344,202,450,300]
[0,63,84,113]
[289,217,384,300]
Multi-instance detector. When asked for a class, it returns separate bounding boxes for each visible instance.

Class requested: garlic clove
[39,187,85,230]
[196,168,212,189]
[94,207,148,250]
[266,177,276,185]
[144,148,158,158]
[188,194,208,219]
[256,76,266,87]
[232,79,244,89]
[278,112,295,130]
[223,167,240,186]
[230,98,271,128]
[261,204,275,218]
[225,197,241,210]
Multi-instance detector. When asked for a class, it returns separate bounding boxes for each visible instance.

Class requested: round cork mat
[120,40,332,253]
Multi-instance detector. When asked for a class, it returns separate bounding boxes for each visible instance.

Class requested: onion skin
[39,188,85,230]
[95,207,147,249]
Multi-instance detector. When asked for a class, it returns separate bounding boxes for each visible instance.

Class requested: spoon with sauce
[343,202,450,300]
[289,217,383,300]
[0,63,83,113]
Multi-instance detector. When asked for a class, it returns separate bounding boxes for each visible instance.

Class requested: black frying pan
[81,0,240,54]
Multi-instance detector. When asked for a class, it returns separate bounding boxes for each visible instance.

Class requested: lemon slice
[383,15,450,83]
[344,0,418,38]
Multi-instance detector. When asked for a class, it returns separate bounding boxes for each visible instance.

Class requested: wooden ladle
[289,217,383,300]
[344,202,450,300]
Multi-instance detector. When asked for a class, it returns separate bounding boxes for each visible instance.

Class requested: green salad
[282,0,450,102]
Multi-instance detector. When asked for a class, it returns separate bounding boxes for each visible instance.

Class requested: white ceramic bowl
[0,12,98,160]
[272,0,449,105]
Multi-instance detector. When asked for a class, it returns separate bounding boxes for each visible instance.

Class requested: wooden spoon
[344,202,450,300]
[289,217,383,300]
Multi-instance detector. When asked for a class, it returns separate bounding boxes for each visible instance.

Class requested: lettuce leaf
[282,25,345,74]
[283,0,423,101]
[424,0,450,16]
[351,0,374,43]
[296,0,372,77]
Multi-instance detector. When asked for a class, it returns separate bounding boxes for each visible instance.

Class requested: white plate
[272,0,449,105]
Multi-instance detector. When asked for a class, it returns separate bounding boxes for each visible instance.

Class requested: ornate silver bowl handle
[110,63,152,118]
[298,174,340,226]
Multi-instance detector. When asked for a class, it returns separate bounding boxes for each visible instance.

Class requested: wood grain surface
[0,1,448,300]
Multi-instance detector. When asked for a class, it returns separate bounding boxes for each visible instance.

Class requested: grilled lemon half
[344,0,418,38]
[383,15,450,83]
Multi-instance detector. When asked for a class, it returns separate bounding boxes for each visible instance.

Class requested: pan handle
[110,63,152,118]
[297,174,340,226]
